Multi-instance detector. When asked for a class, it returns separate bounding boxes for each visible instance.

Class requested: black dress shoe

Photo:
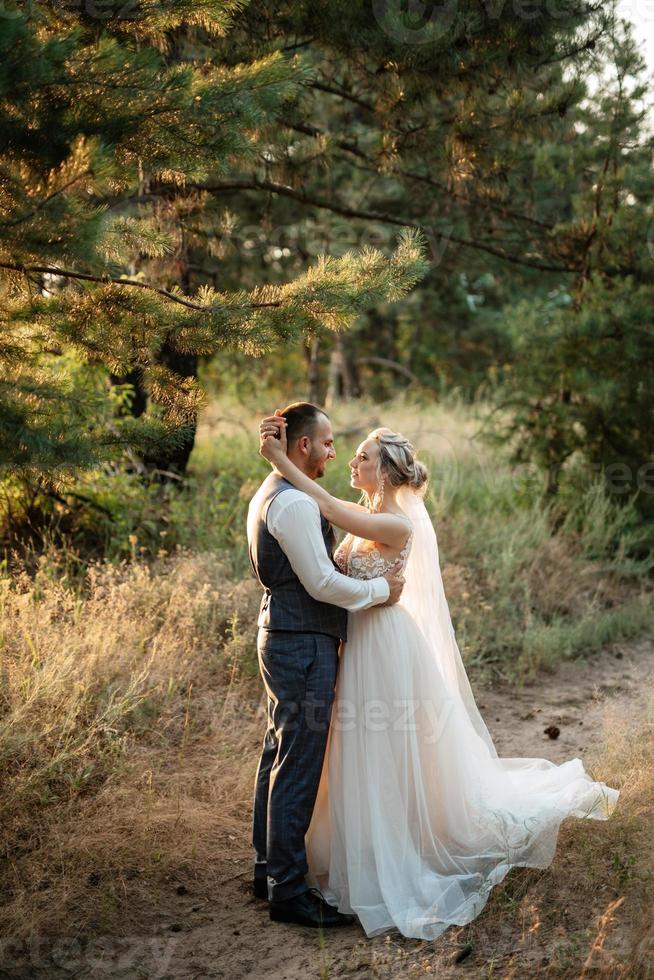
[270,887,355,928]
[253,876,268,900]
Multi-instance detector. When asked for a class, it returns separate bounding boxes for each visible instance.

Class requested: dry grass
[1,392,653,975]
[197,392,654,681]
[0,541,652,978]
[0,545,262,939]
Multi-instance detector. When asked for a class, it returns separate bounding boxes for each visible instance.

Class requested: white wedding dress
[305,487,619,940]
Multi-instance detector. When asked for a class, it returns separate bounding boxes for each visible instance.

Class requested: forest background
[1,1,654,977]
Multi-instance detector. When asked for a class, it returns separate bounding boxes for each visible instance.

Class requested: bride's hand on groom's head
[259,413,287,461]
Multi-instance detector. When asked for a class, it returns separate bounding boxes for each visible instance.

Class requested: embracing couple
[246,402,619,940]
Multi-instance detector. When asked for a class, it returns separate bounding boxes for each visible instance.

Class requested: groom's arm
[268,491,390,610]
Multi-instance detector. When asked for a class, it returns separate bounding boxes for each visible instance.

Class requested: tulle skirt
[305,603,620,940]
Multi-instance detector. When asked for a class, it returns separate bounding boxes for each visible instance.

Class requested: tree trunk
[110,238,199,482]
[306,335,320,403]
[141,340,199,480]
[109,367,148,417]
[325,334,352,409]
[325,347,339,410]
[339,334,354,400]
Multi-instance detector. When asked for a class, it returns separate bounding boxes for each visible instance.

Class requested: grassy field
[1,392,653,970]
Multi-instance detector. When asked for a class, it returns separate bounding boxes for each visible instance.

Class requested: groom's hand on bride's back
[382,563,405,606]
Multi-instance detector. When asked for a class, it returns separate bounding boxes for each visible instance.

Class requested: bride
[258,417,620,941]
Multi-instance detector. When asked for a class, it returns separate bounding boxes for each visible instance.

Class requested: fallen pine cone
[452,943,473,964]
[544,725,560,739]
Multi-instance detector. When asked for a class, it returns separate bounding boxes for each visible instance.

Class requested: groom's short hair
[281,402,328,444]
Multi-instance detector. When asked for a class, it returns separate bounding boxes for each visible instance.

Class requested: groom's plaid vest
[248,474,348,640]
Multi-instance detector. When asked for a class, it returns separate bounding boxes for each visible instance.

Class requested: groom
[247,401,404,928]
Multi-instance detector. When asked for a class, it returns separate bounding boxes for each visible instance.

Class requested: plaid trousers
[252,628,339,902]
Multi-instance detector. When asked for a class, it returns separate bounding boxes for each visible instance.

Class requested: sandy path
[475,636,654,763]
[185,637,653,980]
[5,637,653,980]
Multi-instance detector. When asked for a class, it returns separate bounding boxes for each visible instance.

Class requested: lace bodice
[334,522,413,581]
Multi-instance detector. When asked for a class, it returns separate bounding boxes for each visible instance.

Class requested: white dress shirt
[248,485,390,610]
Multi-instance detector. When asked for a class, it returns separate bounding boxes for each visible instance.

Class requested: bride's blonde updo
[368,427,428,499]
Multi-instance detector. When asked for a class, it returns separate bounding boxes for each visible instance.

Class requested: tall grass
[1,392,652,947]
[0,546,262,937]
[3,392,651,679]
[321,394,653,681]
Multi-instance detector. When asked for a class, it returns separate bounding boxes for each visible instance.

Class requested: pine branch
[307,79,376,114]
[533,22,610,71]
[282,119,556,233]
[3,171,93,229]
[0,263,281,311]
[194,178,574,273]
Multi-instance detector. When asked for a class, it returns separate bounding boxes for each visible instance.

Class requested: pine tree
[213,1,653,512]
[202,0,615,397]
[0,1,428,484]
[481,13,654,513]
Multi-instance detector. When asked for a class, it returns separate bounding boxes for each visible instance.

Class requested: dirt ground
[3,636,653,980]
